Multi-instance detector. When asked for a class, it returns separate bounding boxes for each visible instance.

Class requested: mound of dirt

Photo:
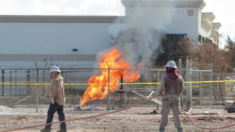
[0,105,20,115]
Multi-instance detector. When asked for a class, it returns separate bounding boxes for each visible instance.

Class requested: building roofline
[201,18,213,32]
[211,28,220,39]
[0,15,119,23]
[212,22,222,29]
[202,12,215,22]
[122,0,206,10]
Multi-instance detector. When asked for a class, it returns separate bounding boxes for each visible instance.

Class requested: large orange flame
[80,48,141,106]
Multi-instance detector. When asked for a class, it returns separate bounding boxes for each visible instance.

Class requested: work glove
[51,98,55,104]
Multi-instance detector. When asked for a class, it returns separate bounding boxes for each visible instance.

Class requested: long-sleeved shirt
[158,74,184,100]
[50,76,65,105]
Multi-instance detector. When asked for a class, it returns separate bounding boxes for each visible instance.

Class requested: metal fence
[0,59,234,113]
[0,68,163,109]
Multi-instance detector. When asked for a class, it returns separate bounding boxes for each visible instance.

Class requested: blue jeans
[45,102,67,130]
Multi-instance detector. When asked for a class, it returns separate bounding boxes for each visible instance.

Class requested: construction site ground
[0,105,234,132]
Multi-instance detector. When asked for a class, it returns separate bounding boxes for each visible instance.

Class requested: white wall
[200,26,211,38]
[0,23,113,55]
[125,8,200,40]
[166,8,199,40]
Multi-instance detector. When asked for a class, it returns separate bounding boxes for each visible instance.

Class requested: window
[167,34,187,40]
[187,9,194,16]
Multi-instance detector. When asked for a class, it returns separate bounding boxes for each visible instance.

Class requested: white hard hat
[166,60,177,68]
[50,66,61,73]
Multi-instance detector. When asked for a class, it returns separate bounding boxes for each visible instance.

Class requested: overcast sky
[0,0,234,48]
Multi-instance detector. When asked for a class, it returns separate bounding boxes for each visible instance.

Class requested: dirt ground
[0,106,235,132]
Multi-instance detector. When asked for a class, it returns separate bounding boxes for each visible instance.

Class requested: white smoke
[108,1,176,67]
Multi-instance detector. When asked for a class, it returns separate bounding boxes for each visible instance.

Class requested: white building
[122,0,221,44]
[0,0,221,66]
[0,16,116,65]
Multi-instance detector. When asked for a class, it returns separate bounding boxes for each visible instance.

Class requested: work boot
[159,127,165,132]
[40,128,51,132]
[177,127,183,132]
[57,130,67,132]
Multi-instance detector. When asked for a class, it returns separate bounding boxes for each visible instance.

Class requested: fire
[80,48,141,106]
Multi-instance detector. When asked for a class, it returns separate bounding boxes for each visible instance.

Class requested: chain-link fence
[0,68,160,107]
[188,61,235,110]
[0,60,234,113]
[1,61,235,132]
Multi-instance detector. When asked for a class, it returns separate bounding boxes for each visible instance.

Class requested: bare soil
[0,106,235,132]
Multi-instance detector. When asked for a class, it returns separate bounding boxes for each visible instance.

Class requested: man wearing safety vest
[40,66,67,132]
[158,61,184,132]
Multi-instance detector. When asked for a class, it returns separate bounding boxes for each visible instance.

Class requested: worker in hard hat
[158,61,184,132]
[40,66,67,132]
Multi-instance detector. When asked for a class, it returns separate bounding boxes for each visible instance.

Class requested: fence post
[186,59,192,109]
[27,70,30,95]
[38,71,41,98]
[178,59,183,106]
[107,68,110,111]
[190,61,192,108]
[210,63,213,108]
[34,62,39,113]
[199,71,202,108]
[157,72,160,82]
[32,74,35,97]
[217,75,220,100]
[15,71,17,96]
[10,71,12,96]
[2,70,4,96]
[36,68,39,113]
[43,71,46,97]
